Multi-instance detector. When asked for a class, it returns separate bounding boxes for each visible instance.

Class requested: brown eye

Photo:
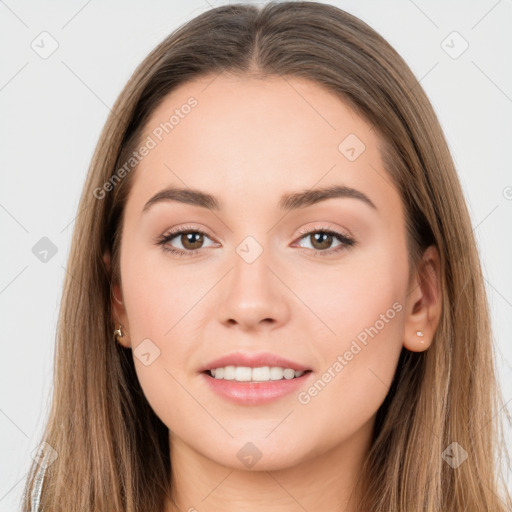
[157,228,216,256]
[295,227,355,256]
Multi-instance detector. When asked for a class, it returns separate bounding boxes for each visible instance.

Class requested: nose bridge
[233,236,271,293]
[216,233,290,329]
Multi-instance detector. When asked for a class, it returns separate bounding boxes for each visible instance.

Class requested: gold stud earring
[114,324,124,342]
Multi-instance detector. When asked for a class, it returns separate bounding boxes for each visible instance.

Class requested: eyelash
[155,224,356,258]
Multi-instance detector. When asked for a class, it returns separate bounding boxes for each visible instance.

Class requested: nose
[216,248,290,332]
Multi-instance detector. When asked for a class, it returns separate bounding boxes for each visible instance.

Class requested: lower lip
[200,371,313,405]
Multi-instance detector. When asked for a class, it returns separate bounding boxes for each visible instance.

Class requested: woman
[22,2,511,511]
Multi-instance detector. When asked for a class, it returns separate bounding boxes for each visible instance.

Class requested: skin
[105,73,442,512]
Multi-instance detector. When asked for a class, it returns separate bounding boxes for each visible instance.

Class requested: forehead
[126,73,400,218]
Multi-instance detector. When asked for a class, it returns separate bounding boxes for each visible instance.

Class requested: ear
[403,245,442,352]
[103,250,131,348]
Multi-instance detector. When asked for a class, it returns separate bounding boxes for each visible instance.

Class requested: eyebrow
[142,184,377,213]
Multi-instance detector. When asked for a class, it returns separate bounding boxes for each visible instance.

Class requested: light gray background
[1,0,511,509]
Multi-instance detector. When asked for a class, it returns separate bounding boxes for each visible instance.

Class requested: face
[110,73,422,471]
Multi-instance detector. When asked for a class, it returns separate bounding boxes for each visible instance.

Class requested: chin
[202,436,312,472]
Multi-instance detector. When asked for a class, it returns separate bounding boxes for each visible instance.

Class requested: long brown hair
[21,2,511,511]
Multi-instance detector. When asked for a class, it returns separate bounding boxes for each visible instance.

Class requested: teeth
[209,366,306,382]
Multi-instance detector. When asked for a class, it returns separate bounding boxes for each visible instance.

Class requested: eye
[155,225,217,257]
[294,226,356,256]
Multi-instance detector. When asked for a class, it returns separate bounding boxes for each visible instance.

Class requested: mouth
[200,366,314,405]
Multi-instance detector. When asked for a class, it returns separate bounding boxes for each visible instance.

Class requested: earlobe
[403,245,442,353]
[113,323,130,348]
[103,250,131,348]
[111,285,131,348]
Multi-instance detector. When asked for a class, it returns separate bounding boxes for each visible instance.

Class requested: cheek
[294,243,407,433]
[119,241,201,385]
[304,240,407,348]
[120,250,211,431]
[120,239,209,340]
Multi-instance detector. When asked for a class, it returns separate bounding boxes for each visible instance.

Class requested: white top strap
[29,456,48,512]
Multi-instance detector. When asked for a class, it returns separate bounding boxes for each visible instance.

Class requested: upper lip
[199,351,311,372]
